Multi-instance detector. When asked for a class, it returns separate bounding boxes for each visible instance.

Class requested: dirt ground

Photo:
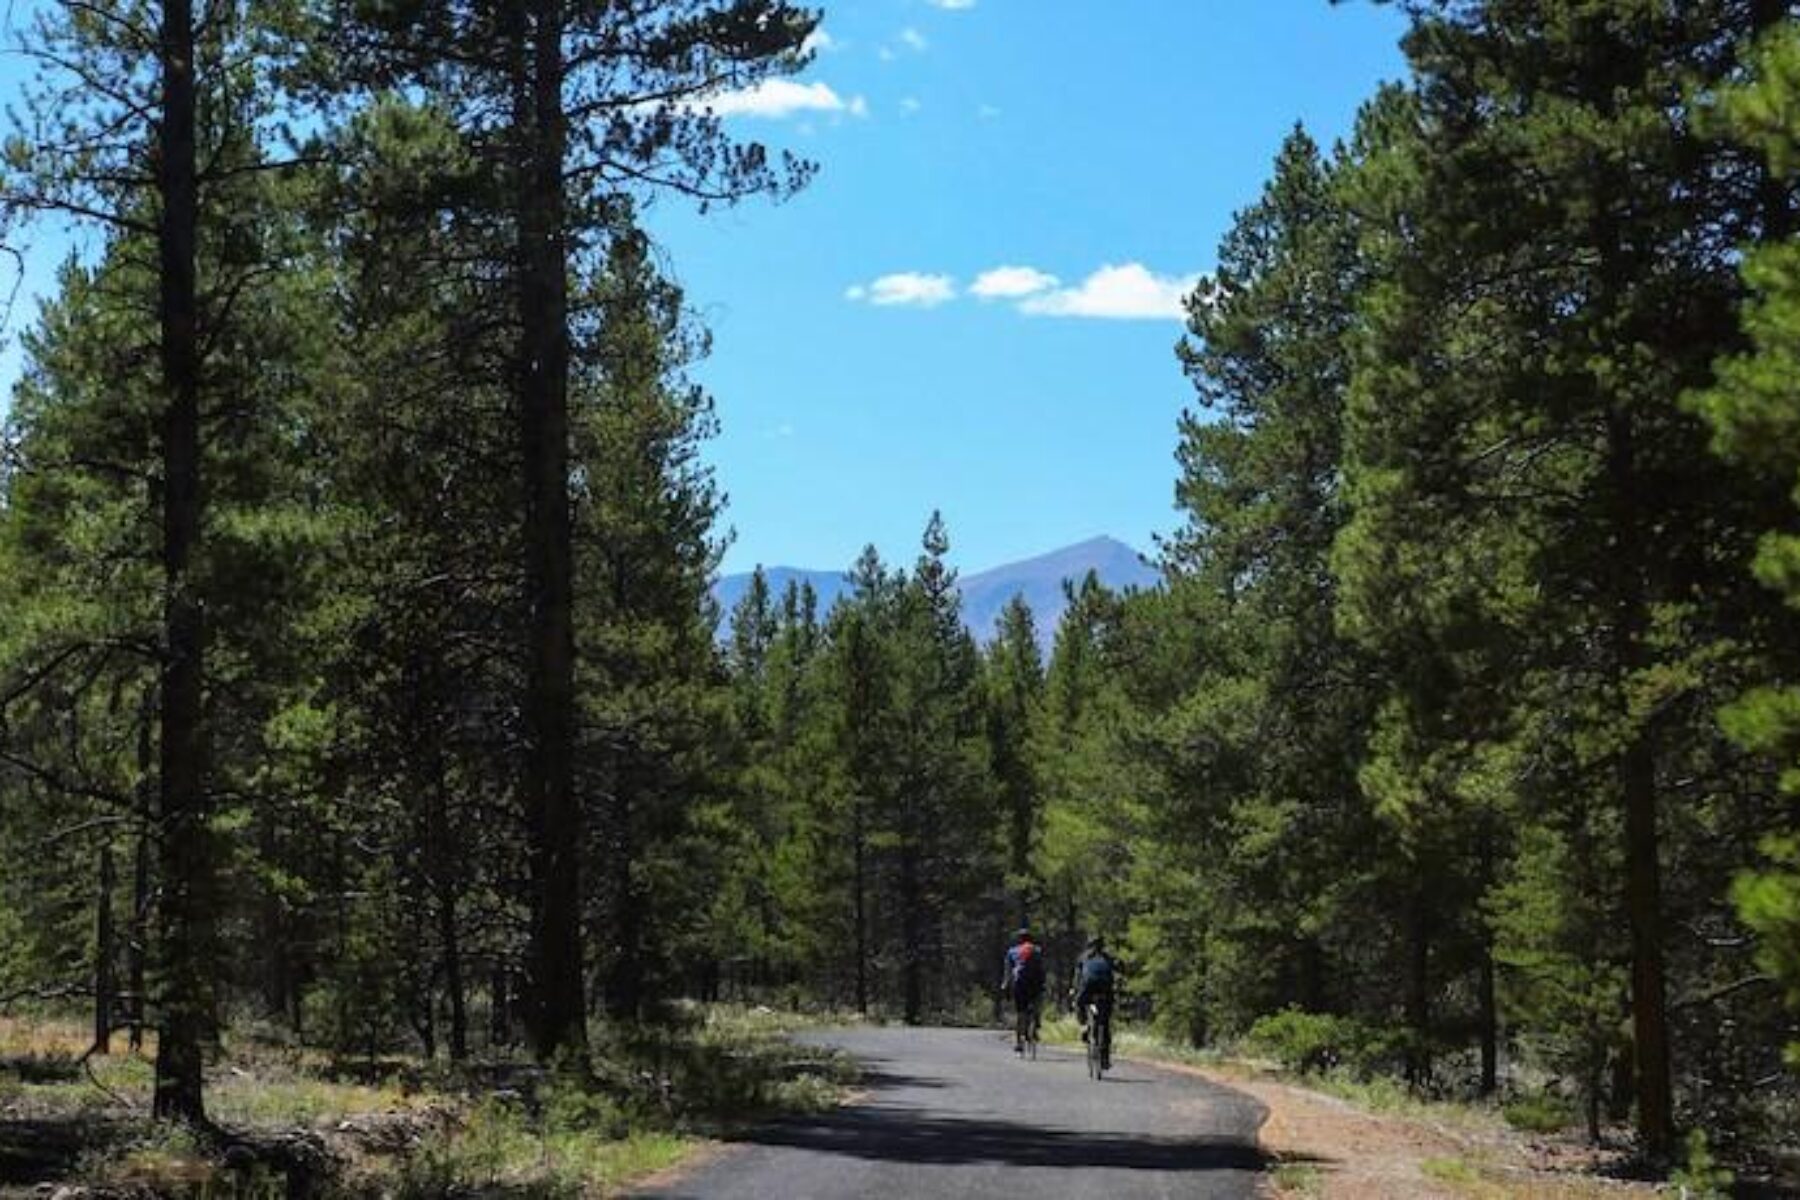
[1167,1062,1663,1199]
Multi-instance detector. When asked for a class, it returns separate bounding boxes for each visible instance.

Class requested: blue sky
[0,1,1410,576]
[648,1,1409,574]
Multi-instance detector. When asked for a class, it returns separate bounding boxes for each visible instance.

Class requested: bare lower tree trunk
[604,782,643,1022]
[128,694,152,1054]
[853,798,868,1016]
[93,842,115,1055]
[426,764,467,1061]
[900,839,922,1026]
[1478,938,1498,1096]
[489,965,511,1048]
[1622,735,1671,1154]
[1405,884,1430,1088]
[128,825,148,1053]
[151,0,209,1125]
[1607,410,1673,1162]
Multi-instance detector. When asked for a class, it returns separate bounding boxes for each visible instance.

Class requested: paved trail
[637,1026,1268,1200]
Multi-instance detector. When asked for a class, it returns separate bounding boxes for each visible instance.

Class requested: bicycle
[1014,996,1041,1060]
[1084,1001,1111,1080]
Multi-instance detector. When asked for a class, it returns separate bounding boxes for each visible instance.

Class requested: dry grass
[1059,1021,1662,1200]
[1,1006,855,1197]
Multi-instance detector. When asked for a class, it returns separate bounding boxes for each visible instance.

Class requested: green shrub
[1245,1008,1399,1076]
[1501,1090,1576,1133]
[1669,1129,1733,1200]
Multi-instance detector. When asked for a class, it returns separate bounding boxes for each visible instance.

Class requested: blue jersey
[1075,953,1115,1003]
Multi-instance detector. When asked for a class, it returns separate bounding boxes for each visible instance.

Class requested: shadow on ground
[0,1117,132,1184]
[726,1108,1275,1173]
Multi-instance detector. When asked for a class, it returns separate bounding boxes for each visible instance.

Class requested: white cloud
[802,28,836,54]
[977,104,1002,120]
[702,79,865,119]
[847,273,957,308]
[1018,263,1200,320]
[899,27,928,51]
[971,265,1059,299]
[900,96,922,115]
[878,45,897,61]
[928,0,977,7]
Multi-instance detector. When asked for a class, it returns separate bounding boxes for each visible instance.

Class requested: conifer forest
[3,0,1800,1193]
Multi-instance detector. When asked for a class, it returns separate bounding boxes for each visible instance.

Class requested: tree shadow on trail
[851,1066,950,1091]
[725,1107,1280,1173]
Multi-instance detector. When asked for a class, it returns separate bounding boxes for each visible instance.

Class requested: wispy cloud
[1019,263,1199,320]
[927,0,976,8]
[977,104,1002,120]
[848,263,1199,320]
[971,265,1059,299]
[801,28,837,55]
[900,96,922,116]
[702,79,866,120]
[899,27,929,52]
[846,273,957,308]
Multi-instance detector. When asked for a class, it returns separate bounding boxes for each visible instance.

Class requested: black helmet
[1013,927,1032,944]
[1086,935,1106,953]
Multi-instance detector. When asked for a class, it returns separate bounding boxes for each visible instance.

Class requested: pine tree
[1690,17,1800,1070]
[985,595,1045,925]
[323,0,819,1061]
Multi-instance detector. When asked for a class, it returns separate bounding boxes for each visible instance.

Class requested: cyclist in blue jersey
[1073,935,1117,1070]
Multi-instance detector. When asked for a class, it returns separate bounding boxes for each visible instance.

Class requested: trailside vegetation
[2,0,1800,1190]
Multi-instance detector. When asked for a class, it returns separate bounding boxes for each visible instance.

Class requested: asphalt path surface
[636,1026,1269,1199]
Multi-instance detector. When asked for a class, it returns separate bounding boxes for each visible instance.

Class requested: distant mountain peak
[713,536,1160,648]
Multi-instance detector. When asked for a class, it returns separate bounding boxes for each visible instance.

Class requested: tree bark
[151,0,209,1124]
[93,842,115,1055]
[1405,883,1431,1088]
[129,690,152,1054]
[604,784,643,1021]
[489,965,511,1048]
[514,0,585,1064]
[427,766,467,1062]
[128,822,148,1054]
[1621,730,1672,1156]
[1478,938,1498,1096]
[1606,409,1673,1161]
[853,797,868,1016]
[900,837,922,1025]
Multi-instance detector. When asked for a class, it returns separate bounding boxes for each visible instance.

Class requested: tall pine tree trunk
[853,797,868,1016]
[1405,884,1430,1087]
[489,966,511,1048]
[426,754,467,1061]
[1621,730,1671,1155]
[515,0,585,1062]
[1478,938,1498,1096]
[93,842,115,1055]
[128,692,152,1054]
[257,812,290,1023]
[1607,410,1673,1161]
[152,0,209,1123]
[604,784,643,1021]
[1478,819,1499,1096]
[128,827,149,1053]
[900,838,922,1025]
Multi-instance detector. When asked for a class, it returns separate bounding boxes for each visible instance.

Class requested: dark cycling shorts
[1010,983,1044,1013]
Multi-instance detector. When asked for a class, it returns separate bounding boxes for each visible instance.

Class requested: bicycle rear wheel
[1086,1007,1103,1079]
